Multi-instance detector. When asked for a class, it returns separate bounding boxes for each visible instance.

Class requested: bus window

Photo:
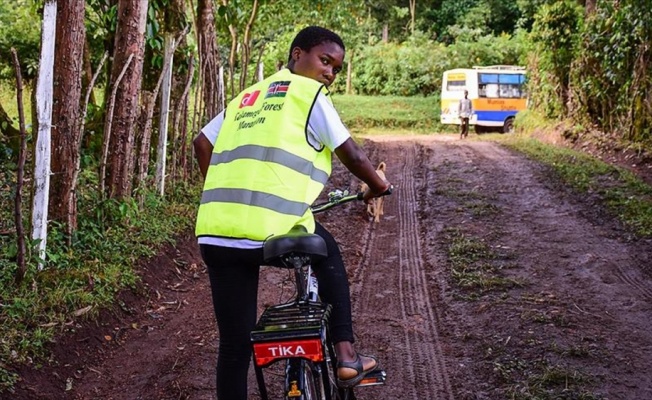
[446,72,467,91]
[499,74,524,98]
[479,73,499,98]
[446,80,466,91]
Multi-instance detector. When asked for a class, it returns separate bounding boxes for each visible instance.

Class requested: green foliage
[0,166,200,391]
[572,1,652,142]
[528,0,582,118]
[0,0,41,81]
[515,0,557,30]
[352,31,526,96]
[523,0,652,145]
[332,94,441,133]
[353,36,443,96]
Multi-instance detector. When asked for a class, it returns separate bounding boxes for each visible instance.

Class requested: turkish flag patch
[239,90,260,108]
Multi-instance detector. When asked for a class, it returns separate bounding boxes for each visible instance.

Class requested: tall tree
[197,0,222,121]
[238,0,260,92]
[105,0,148,199]
[409,0,416,35]
[49,0,86,235]
[582,0,596,14]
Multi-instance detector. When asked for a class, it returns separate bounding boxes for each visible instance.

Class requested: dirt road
[10,136,652,400]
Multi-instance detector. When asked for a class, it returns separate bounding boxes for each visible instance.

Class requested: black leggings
[200,222,353,400]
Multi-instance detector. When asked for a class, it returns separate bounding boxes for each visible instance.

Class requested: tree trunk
[220,0,238,99]
[382,24,389,43]
[105,0,148,200]
[409,0,416,35]
[135,89,156,190]
[173,59,193,182]
[197,0,222,120]
[218,65,225,112]
[226,25,237,98]
[49,0,85,235]
[346,50,355,94]
[32,0,57,269]
[238,0,259,91]
[582,0,596,14]
[82,38,97,106]
[155,35,175,197]
[251,43,265,85]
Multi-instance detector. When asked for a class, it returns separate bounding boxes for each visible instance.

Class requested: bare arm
[193,133,213,179]
[334,138,390,202]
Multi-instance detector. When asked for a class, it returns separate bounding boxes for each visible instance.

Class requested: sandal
[336,353,380,388]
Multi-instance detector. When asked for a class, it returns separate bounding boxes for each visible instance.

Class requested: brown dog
[360,162,387,223]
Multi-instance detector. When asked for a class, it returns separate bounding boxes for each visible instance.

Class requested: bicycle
[250,188,391,400]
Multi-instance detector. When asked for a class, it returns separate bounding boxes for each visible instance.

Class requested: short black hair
[287,26,345,63]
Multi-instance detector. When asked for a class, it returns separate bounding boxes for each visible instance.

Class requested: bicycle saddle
[263,226,328,268]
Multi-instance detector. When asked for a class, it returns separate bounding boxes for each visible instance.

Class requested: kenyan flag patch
[265,81,291,98]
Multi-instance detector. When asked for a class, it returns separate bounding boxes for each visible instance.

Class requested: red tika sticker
[239,90,260,108]
[253,338,323,367]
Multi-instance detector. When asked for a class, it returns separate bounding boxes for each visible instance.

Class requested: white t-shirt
[199,92,351,249]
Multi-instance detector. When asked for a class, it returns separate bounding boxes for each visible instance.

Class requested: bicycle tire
[285,359,325,400]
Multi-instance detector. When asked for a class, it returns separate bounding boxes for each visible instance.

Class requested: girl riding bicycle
[193,26,390,400]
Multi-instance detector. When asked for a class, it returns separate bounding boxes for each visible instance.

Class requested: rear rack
[251,301,331,342]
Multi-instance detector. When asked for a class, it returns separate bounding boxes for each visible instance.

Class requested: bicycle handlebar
[311,185,393,214]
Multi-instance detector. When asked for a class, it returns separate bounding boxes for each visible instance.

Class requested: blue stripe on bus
[475,110,517,123]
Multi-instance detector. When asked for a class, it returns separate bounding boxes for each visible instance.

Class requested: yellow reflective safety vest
[196,69,332,241]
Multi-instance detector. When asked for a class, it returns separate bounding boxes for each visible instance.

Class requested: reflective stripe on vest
[200,188,309,217]
[208,145,330,186]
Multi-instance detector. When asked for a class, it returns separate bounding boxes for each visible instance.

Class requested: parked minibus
[440,65,527,133]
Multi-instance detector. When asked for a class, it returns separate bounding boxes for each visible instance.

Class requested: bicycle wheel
[285,359,325,400]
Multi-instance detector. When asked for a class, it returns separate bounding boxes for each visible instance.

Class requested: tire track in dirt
[613,264,652,300]
[350,140,454,400]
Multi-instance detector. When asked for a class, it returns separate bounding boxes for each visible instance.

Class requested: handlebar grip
[357,185,393,201]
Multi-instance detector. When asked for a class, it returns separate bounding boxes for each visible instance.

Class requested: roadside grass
[332,94,444,134]
[0,82,32,121]
[0,80,32,130]
[490,341,600,399]
[445,228,524,294]
[505,363,600,400]
[496,136,652,237]
[0,168,200,392]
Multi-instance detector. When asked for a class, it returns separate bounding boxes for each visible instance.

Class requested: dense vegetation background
[0,0,650,393]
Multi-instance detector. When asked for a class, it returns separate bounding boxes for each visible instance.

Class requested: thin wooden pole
[32,0,57,270]
[11,48,28,284]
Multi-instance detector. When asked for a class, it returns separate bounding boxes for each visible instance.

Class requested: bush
[351,31,527,97]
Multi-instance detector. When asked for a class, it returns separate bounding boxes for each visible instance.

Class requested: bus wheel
[503,118,515,134]
[474,125,485,134]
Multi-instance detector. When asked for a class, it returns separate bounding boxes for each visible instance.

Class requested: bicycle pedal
[357,369,386,387]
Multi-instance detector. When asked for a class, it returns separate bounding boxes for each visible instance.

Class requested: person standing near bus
[458,89,473,139]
